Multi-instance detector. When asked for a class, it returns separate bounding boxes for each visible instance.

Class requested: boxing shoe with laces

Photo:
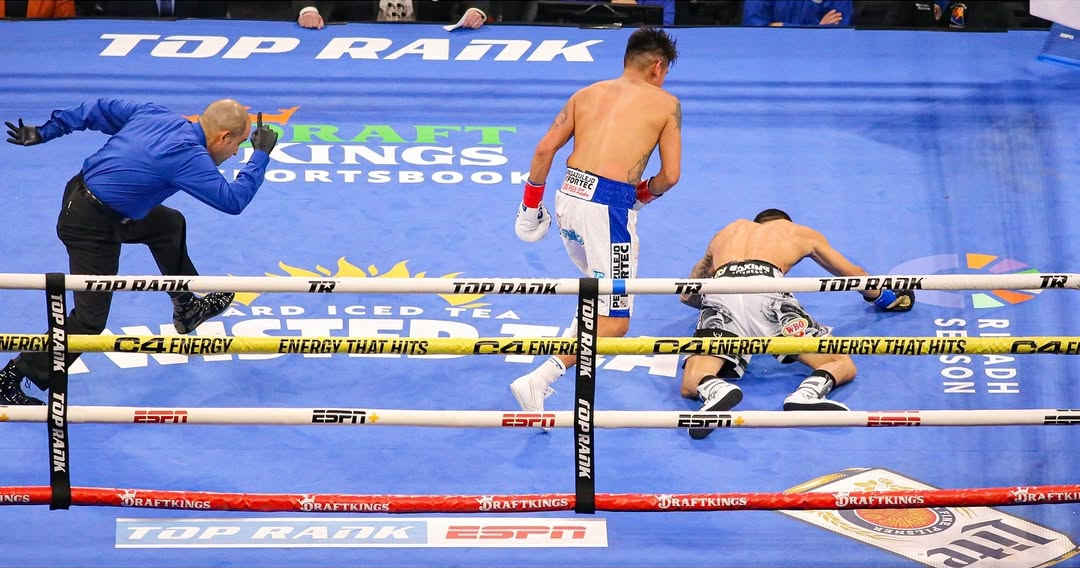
[782,388,849,411]
[509,373,555,430]
[0,362,44,406]
[689,378,743,440]
[173,292,235,334]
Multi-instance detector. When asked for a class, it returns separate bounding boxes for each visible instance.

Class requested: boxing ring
[3,272,1080,533]
[3,14,1080,568]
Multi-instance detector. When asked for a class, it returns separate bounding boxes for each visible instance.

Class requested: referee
[0,98,278,405]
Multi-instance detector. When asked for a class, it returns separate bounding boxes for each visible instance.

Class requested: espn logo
[866,413,922,427]
[133,410,189,424]
[446,525,587,540]
[676,413,733,429]
[1044,411,1080,425]
[311,409,368,424]
[501,412,556,428]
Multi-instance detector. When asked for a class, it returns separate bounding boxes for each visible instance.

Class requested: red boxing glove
[635,177,660,207]
[522,180,545,208]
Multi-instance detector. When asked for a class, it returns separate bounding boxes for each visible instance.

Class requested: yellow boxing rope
[1,334,1079,356]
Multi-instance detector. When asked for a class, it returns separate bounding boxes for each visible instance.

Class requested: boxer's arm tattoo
[690,250,713,279]
[627,151,651,184]
[682,250,712,307]
[673,101,682,130]
[549,104,569,130]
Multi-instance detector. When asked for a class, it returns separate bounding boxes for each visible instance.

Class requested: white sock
[796,371,836,398]
[533,357,566,386]
[696,376,731,401]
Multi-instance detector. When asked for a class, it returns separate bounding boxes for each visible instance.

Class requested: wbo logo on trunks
[781,317,808,337]
[888,253,1046,309]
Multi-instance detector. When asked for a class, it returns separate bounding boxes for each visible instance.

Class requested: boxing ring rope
[0,271,1076,294]
[1,484,1079,513]
[1,405,1078,428]
[1,271,1078,514]
[4,334,1080,356]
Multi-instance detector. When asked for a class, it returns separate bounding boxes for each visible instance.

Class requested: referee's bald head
[200,99,249,137]
[199,99,252,165]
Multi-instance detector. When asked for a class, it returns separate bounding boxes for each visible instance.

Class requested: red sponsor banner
[1,485,1079,513]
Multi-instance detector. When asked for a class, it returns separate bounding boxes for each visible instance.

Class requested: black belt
[75,175,133,224]
[714,260,783,278]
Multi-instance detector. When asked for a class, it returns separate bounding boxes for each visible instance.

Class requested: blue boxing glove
[867,289,915,312]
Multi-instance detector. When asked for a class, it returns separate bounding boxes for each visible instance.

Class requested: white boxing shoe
[510,374,555,430]
[689,379,744,440]
[782,389,850,411]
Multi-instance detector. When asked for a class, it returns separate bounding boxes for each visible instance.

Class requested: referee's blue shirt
[38,98,270,220]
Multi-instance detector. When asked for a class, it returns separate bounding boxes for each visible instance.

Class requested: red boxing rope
[1,485,1078,513]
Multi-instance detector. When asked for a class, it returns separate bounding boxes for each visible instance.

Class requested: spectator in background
[675,0,741,26]
[227,0,296,21]
[854,0,1015,30]
[294,1,494,29]
[79,1,227,18]
[854,0,948,28]
[0,0,75,17]
[742,0,854,26]
[554,0,674,26]
[614,0,675,26]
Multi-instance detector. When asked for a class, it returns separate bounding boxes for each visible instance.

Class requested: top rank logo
[100,34,602,62]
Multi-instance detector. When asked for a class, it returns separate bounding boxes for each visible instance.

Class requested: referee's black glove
[249,112,278,154]
[5,119,42,146]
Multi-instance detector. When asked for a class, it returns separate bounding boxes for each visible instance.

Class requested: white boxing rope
[0,406,1076,428]
[0,272,1077,295]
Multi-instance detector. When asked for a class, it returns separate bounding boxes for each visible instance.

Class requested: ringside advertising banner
[780,468,1080,568]
[116,517,607,548]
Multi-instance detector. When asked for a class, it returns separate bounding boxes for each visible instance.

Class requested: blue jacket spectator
[637,0,674,26]
[742,0,854,27]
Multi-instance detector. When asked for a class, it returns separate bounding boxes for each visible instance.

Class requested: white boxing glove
[515,202,551,242]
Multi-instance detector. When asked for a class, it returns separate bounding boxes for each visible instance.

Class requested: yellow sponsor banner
[3,334,1080,356]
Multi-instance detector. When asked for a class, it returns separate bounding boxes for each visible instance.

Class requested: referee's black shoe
[173,292,235,334]
[0,361,45,406]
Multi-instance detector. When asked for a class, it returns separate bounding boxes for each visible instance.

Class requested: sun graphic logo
[230,257,489,308]
[838,505,956,537]
[889,253,1043,309]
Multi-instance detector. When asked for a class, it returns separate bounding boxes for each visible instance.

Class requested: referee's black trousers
[14,173,199,389]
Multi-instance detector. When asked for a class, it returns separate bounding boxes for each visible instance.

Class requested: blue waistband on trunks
[714,260,783,278]
[558,168,636,210]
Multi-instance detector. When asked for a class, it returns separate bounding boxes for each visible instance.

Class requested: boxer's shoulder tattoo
[550,104,569,130]
[673,101,682,130]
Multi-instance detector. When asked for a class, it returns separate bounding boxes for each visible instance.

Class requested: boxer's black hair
[753,209,791,223]
[625,27,678,68]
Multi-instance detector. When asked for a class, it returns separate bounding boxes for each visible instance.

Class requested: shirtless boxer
[511,27,682,416]
[680,209,914,439]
